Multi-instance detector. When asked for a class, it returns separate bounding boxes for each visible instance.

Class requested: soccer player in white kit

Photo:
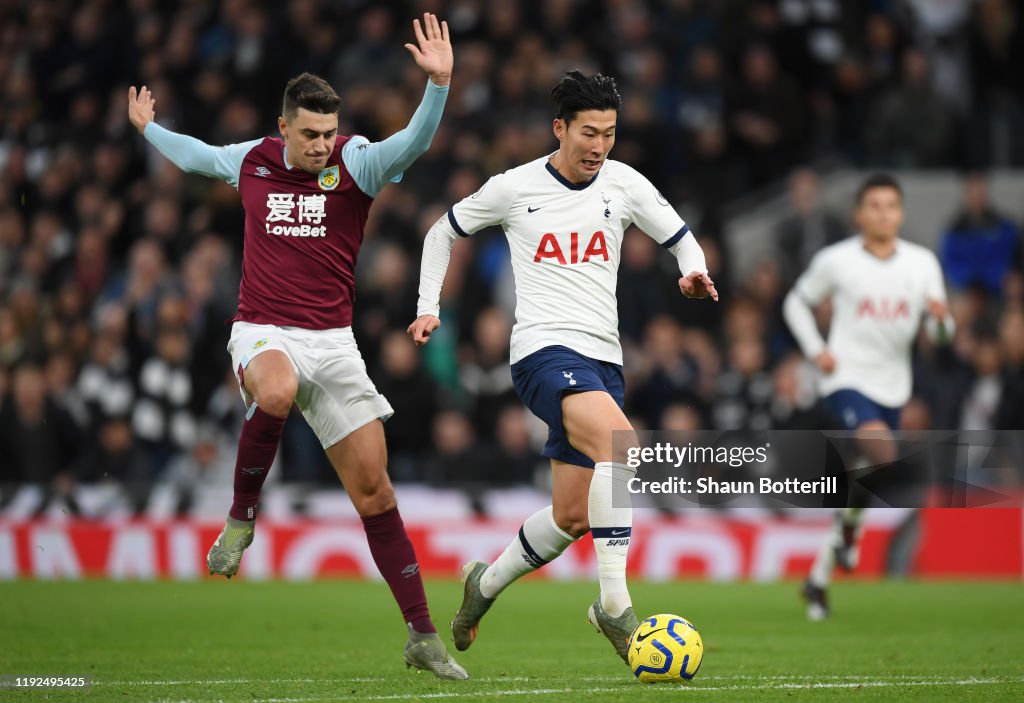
[407,71,717,663]
[783,174,953,620]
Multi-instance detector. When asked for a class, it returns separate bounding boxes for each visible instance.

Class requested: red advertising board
[1,509,1019,581]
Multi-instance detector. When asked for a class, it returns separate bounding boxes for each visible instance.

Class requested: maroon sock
[361,507,435,633]
[228,406,287,521]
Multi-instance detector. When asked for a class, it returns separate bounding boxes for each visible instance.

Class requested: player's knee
[254,378,298,417]
[352,477,396,516]
[570,429,634,465]
[552,504,589,538]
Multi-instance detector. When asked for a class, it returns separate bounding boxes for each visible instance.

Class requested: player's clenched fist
[407,315,441,346]
[127,85,156,135]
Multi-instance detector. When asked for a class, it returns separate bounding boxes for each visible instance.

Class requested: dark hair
[282,73,341,120]
[551,70,622,125]
[856,173,903,204]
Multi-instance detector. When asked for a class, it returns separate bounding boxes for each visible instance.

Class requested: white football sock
[589,461,635,617]
[809,534,836,588]
[479,505,576,599]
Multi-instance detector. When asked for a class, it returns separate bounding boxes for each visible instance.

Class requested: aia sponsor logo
[856,297,910,320]
[534,231,609,264]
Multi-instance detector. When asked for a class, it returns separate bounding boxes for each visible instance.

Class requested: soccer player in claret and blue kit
[127,13,467,679]
[408,70,718,665]
[783,174,954,621]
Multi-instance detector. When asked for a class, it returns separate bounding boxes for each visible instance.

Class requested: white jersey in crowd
[784,236,949,408]
[418,154,707,365]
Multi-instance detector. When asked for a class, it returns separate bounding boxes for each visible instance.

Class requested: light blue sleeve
[342,80,449,197]
[143,123,263,189]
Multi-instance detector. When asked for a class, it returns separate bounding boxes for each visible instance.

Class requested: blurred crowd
[0,0,1023,514]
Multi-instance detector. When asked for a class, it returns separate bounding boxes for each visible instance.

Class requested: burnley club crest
[318,165,340,191]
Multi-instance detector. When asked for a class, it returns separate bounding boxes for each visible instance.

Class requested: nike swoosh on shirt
[527,206,542,213]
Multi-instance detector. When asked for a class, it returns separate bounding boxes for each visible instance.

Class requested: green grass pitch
[1,579,1022,702]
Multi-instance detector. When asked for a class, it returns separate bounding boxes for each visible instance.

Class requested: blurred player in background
[783,174,954,620]
[128,13,467,679]
[408,70,717,664]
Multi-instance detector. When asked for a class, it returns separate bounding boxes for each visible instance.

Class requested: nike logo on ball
[635,627,667,643]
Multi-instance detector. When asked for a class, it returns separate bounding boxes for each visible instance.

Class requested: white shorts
[227,321,394,448]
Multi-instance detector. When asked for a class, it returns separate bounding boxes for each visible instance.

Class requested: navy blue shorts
[511,345,625,468]
[822,389,901,430]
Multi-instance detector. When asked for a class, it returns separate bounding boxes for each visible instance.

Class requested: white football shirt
[445,155,703,365]
[786,236,948,407]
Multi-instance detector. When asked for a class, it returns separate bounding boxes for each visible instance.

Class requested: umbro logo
[527,205,542,213]
[401,563,420,577]
[240,467,265,476]
[255,166,271,177]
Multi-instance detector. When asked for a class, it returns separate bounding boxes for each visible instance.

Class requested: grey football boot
[404,626,470,680]
[450,561,496,651]
[207,516,255,578]
[587,598,639,664]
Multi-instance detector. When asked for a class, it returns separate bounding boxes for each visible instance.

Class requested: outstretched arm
[408,214,460,345]
[662,228,718,301]
[128,86,259,187]
[343,14,452,196]
[783,290,835,372]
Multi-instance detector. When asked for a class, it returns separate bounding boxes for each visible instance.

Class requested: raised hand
[407,314,442,346]
[404,12,452,87]
[678,271,719,301]
[128,85,156,135]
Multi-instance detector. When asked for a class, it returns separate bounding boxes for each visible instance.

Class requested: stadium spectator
[373,330,443,481]
[489,404,543,486]
[727,44,805,187]
[0,363,81,488]
[769,354,831,431]
[774,168,847,285]
[459,306,517,441]
[939,172,1020,297]
[967,0,1024,165]
[712,336,773,431]
[864,47,957,167]
[617,229,673,343]
[131,319,197,478]
[423,409,489,489]
[996,308,1024,431]
[629,315,704,429]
